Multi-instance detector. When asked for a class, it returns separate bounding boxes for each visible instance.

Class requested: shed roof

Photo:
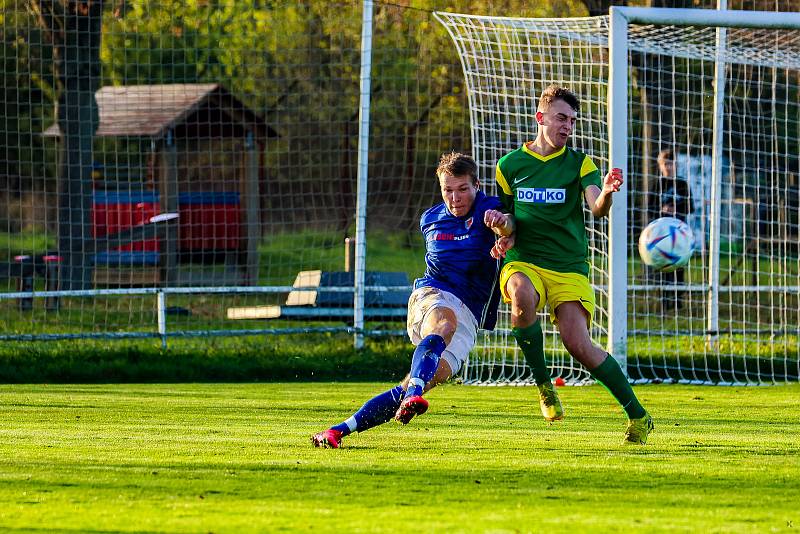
[43,83,276,140]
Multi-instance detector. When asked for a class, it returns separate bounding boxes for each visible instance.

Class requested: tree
[30,0,104,290]
[0,2,57,206]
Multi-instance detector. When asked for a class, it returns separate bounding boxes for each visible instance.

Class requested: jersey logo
[434,232,469,241]
[465,217,473,230]
[516,188,566,203]
[512,174,533,186]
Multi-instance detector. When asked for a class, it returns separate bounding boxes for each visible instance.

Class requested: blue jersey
[414,190,502,330]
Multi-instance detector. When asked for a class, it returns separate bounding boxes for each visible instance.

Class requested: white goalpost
[435,7,800,385]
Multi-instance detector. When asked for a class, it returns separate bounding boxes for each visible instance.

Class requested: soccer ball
[638,217,694,272]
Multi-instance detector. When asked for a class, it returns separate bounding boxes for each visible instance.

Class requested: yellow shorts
[499,261,595,327]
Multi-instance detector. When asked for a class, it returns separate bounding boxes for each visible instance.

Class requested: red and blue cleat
[394,395,429,425]
[311,428,343,449]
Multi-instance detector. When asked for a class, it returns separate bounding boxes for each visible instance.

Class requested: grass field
[1,383,798,532]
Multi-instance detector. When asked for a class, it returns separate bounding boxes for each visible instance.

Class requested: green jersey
[496,144,602,275]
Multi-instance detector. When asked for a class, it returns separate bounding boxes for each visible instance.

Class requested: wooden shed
[44,83,276,286]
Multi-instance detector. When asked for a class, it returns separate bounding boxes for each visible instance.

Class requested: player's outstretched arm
[484,209,515,237]
[585,167,623,218]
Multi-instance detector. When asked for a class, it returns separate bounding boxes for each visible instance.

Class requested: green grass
[0,335,413,383]
[1,383,798,532]
[0,326,796,384]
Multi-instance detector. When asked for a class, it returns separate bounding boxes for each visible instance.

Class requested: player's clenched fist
[604,167,623,193]
[483,209,508,228]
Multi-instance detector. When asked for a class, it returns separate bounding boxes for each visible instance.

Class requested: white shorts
[406,286,478,377]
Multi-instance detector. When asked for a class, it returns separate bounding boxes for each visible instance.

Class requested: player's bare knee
[422,307,457,344]
[511,308,536,328]
[506,274,520,293]
[438,318,457,342]
[428,318,456,345]
[508,281,538,323]
[511,298,538,327]
[507,275,529,299]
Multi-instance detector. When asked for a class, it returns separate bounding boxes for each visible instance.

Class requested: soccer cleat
[537,382,565,422]
[394,395,429,425]
[623,413,654,445]
[311,429,343,449]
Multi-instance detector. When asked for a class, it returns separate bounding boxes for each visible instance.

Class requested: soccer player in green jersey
[493,85,653,445]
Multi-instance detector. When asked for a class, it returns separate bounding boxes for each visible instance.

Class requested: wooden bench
[227,270,411,322]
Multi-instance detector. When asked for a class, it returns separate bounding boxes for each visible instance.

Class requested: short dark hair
[538,84,580,112]
[436,151,478,185]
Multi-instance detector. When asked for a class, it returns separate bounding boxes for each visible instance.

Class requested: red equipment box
[92,191,160,253]
[177,192,241,252]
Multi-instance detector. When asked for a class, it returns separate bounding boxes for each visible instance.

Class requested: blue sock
[330,385,405,436]
[406,334,446,397]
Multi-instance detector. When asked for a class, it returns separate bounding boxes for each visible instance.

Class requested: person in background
[655,147,692,311]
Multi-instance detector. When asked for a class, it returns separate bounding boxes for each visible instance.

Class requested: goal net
[436,9,800,385]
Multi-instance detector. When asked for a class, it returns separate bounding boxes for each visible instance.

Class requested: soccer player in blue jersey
[311,152,513,449]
